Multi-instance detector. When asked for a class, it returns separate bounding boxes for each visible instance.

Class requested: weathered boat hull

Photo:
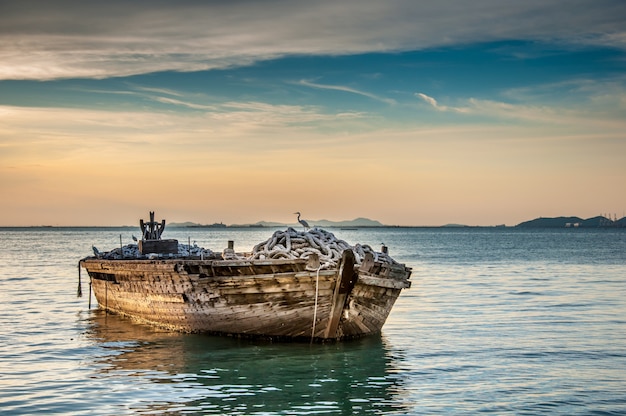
[80,252,411,341]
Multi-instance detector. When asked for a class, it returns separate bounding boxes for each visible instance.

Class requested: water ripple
[1,228,626,414]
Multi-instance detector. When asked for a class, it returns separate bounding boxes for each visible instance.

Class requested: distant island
[2,215,625,229]
[516,215,625,228]
[167,215,626,229]
[170,221,228,228]
[169,217,385,229]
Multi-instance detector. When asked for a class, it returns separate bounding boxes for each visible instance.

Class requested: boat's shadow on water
[84,309,411,414]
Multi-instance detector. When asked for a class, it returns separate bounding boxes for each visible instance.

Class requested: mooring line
[77,261,82,298]
[310,265,322,344]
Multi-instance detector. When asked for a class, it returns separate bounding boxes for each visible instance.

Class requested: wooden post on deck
[140,211,166,240]
[137,211,178,255]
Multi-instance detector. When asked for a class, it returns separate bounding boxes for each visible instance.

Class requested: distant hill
[169,221,200,227]
[237,217,385,228]
[170,215,625,229]
[169,221,227,228]
[311,217,384,227]
[516,216,624,228]
[235,221,285,228]
[171,217,385,228]
[516,216,583,228]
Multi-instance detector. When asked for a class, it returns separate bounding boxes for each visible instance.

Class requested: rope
[77,261,82,298]
[77,256,92,298]
[310,264,322,344]
[92,242,214,259]
[90,228,398,269]
[249,227,397,270]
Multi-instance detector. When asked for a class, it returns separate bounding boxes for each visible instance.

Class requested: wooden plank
[358,275,411,289]
[323,250,357,339]
[85,250,411,340]
[139,239,179,254]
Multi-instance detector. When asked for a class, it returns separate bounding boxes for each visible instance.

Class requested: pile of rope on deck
[92,243,214,259]
[90,228,398,270]
[246,227,398,269]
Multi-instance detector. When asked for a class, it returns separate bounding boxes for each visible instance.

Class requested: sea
[0,226,625,415]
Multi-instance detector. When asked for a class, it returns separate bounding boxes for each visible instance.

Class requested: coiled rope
[91,243,214,260]
[89,228,398,271]
[247,227,398,270]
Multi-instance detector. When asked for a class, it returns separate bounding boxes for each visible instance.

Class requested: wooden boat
[79,213,412,341]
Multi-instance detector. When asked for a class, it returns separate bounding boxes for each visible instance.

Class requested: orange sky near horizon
[1,2,625,226]
[1,106,623,227]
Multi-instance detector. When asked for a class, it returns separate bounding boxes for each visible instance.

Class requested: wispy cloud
[132,86,184,97]
[415,92,469,113]
[0,104,374,175]
[501,77,626,112]
[299,79,396,105]
[150,96,217,111]
[1,1,624,80]
[415,91,626,129]
[73,84,217,110]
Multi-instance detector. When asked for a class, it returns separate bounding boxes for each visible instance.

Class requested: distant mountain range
[168,215,626,229]
[169,217,384,228]
[516,216,626,228]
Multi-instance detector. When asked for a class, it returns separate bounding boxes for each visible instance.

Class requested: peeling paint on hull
[80,253,411,341]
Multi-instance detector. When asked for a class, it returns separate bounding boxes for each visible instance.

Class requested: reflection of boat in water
[86,309,189,373]
[86,309,410,414]
[80,212,412,341]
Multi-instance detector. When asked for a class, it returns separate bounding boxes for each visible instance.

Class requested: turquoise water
[1,227,625,415]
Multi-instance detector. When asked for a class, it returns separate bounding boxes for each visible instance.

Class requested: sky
[1,0,625,226]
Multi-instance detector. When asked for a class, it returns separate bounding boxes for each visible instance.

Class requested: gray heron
[294,212,310,231]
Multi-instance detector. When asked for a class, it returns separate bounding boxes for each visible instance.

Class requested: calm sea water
[1,227,625,415]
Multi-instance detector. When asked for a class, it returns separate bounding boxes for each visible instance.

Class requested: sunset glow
[1,1,625,226]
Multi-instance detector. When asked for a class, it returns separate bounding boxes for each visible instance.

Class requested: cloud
[0,102,368,158]
[416,93,438,108]
[132,86,184,97]
[415,92,469,113]
[1,0,625,80]
[415,90,626,129]
[298,80,396,105]
[150,96,218,111]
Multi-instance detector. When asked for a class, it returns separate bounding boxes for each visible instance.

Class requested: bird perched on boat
[92,245,101,257]
[294,212,310,231]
